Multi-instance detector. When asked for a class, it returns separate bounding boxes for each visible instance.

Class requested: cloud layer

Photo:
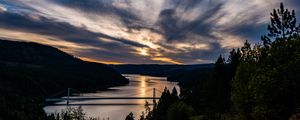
[0,0,299,64]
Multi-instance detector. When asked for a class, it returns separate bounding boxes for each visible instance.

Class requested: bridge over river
[44,74,179,120]
[46,87,160,106]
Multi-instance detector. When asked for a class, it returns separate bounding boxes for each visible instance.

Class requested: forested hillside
[0,40,129,120]
[111,64,213,79]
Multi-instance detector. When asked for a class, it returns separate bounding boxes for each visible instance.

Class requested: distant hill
[0,40,129,91]
[0,40,80,66]
[0,39,129,119]
[110,64,214,81]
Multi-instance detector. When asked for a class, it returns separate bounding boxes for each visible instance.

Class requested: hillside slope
[0,39,128,120]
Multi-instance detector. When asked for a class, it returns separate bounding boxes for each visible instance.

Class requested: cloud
[0,10,148,47]
[50,0,142,27]
[0,0,300,64]
[0,9,151,64]
[151,57,182,64]
[0,4,7,12]
[156,1,224,42]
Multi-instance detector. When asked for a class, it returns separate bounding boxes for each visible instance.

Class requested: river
[44,74,179,120]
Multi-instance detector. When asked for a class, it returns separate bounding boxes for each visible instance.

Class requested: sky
[0,0,299,64]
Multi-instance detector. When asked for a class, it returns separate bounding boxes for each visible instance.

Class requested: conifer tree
[261,2,300,48]
[125,112,135,120]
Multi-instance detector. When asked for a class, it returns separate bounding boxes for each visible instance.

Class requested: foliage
[232,37,300,120]
[261,3,300,48]
[135,87,181,120]
[230,3,300,120]
[47,106,99,120]
[166,102,194,120]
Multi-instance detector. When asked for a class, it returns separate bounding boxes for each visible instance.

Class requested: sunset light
[1,1,300,120]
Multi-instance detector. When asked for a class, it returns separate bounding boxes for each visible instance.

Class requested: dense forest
[0,40,129,120]
[110,64,213,78]
[125,3,300,120]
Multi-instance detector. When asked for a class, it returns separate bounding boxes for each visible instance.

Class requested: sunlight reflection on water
[44,74,179,120]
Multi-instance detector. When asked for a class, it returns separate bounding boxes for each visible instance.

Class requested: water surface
[44,74,179,120]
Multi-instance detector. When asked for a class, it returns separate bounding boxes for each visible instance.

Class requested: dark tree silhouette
[215,55,225,66]
[231,3,300,120]
[125,112,135,120]
[166,102,194,120]
[227,48,242,77]
[261,2,300,48]
[171,87,179,101]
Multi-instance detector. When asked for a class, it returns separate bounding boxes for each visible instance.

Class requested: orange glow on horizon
[80,57,124,65]
[151,57,182,64]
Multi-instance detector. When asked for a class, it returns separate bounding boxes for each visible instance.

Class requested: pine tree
[215,55,225,66]
[227,48,242,77]
[261,2,300,48]
[125,112,135,120]
[241,40,253,62]
[171,87,179,101]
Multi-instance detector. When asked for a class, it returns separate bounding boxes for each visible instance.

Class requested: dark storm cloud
[166,0,204,10]
[50,0,142,27]
[0,11,146,48]
[1,0,300,64]
[158,0,300,46]
[227,23,267,42]
[157,9,181,40]
[157,2,224,42]
[77,47,156,64]
[0,12,96,37]
[160,41,225,63]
